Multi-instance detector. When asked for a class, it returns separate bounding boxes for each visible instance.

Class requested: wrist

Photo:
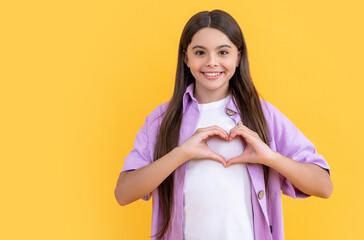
[262,151,281,168]
[174,146,193,164]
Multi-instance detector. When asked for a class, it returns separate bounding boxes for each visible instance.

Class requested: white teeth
[204,72,221,76]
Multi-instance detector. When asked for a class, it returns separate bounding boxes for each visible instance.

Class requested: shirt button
[237,121,243,125]
[226,109,236,116]
[258,190,264,200]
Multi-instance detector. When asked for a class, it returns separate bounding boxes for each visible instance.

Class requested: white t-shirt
[183,95,254,240]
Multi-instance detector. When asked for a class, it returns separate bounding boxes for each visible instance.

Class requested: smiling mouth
[202,72,223,77]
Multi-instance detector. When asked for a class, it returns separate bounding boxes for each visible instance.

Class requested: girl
[115,9,333,240]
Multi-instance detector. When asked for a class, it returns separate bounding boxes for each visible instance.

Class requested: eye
[219,50,229,55]
[195,51,205,56]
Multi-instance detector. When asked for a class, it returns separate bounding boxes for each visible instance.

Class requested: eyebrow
[191,44,232,50]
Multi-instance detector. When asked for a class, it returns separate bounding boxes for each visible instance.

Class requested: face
[184,27,241,103]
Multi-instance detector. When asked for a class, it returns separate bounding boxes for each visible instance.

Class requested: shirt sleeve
[121,116,154,201]
[267,102,331,199]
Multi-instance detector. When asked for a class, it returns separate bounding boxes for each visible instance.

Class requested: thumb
[206,150,226,167]
[225,155,246,168]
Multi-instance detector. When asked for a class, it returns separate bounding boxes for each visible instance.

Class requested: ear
[183,50,189,67]
[236,50,242,67]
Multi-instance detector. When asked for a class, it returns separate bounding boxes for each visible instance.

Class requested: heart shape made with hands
[206,135,246,162]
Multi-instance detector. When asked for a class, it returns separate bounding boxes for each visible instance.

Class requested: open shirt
[121,83,331,240]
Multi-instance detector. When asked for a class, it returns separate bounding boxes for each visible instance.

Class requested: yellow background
[1,0,363,239]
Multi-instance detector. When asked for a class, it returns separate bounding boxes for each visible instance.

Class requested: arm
[115,147,188,206]
[226,122,333,199]
[115,126,229,206]
[264,151,332,198]
[114,147,189,206]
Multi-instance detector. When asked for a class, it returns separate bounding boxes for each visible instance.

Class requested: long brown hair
[153,9,270,239]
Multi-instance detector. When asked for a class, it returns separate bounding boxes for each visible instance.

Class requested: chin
[200,82,229,92]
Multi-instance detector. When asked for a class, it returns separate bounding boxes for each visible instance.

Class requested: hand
[225,122,276,167]
[180,125,229,166]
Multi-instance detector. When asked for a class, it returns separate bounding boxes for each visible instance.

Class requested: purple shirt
[121,83,331,240]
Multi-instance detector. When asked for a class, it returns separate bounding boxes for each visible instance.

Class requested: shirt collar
[182,83,240,116]
[182,83,197,114]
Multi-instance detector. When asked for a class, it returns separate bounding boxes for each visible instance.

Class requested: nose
[206,54,218,67]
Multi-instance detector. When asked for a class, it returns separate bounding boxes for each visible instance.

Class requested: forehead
[188,27,236,49]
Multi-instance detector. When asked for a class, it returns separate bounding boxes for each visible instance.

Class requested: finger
[230,123,260,139]
[231,130,260,145]
[237,123,256,135]
[225,155,246,167]
[231,122,256,135]
[229,123,255,139]
[204,129,229,141]
[229,128,253,140]
[207,125,229,137]
[229,125,239,136]
[229,122,244,134]
[229,124,243,139]
[206,150,226,167]
[196,126,226,137]
[199,127,229,140]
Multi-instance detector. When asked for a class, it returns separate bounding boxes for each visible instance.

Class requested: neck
[194,85,230,104]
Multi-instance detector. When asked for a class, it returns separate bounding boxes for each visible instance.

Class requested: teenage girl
[115,9,333,240]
